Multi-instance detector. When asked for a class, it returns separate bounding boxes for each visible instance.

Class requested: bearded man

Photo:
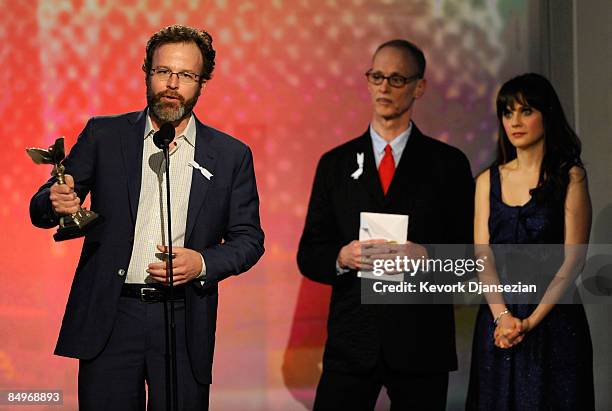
[30,25,264,410]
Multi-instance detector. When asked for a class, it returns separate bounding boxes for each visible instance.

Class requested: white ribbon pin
[188,160,213,180]
[351,152,364,180]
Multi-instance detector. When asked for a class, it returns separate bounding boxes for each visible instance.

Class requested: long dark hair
[495,73,583,202]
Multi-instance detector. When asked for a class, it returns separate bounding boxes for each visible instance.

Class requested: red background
[0,1,530,409]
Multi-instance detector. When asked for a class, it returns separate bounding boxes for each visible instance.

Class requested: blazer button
[117,269,126,277]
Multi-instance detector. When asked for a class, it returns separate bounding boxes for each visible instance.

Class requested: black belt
[121,284,186,302]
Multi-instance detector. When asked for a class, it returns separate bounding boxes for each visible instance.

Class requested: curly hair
[142,24,216,81]
[494,73,583,203]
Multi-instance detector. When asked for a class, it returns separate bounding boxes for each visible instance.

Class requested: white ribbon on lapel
[188,160,213,180]
[351,152,364,180]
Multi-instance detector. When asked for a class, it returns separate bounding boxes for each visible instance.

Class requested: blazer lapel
[185,117,217,243]
[120,110,147,225]
[355,130,385,206]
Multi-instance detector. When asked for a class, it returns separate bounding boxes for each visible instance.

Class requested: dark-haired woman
[466,73,594,411]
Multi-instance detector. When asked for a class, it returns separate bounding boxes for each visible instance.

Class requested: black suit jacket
[30,109,264,384]
[297,125,474,374]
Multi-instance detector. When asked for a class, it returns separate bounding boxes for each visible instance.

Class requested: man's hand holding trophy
[26,137,99,241]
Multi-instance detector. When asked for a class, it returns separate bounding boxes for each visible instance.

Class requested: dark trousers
[78,297,209,411]
[313,361,449,411]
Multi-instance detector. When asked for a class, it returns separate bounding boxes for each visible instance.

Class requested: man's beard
[146,81,200,123]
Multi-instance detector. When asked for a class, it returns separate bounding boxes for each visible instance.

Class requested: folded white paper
[358,212,409,282]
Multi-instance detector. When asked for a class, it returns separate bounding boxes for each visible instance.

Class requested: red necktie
[379,144,395,195]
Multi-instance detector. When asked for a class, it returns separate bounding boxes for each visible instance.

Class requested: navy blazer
[30,109,265,384]
[297,125,474,374]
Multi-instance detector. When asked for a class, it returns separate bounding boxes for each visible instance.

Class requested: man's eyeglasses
[150,67,201,84]
[365,70,421,88]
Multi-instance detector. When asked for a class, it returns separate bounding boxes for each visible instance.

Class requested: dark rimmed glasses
[365,70,421,88]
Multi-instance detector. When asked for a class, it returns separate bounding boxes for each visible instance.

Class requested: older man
[298,39,474,410]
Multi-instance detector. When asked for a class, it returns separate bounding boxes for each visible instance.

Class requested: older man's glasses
[365,70,421,88]
[150,67,201,84]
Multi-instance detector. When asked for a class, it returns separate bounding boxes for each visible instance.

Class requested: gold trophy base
[54,208,101,242]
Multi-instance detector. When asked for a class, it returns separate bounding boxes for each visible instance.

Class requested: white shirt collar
[144,111,196,148]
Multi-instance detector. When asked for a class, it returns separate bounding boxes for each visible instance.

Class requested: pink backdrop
[1,1,530,409]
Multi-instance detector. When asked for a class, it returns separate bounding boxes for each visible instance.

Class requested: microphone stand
[157,129,178,411]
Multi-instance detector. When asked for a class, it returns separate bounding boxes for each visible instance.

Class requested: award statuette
[26,137,100,241]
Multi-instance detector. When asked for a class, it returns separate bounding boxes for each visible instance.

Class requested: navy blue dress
[466,167,594,411]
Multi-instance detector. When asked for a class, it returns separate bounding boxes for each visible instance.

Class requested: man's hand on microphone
[147,245,203,286]
[49,174,80,215]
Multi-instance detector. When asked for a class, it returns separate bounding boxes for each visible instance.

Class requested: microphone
[153,122,175,150]
[152,120,178,410]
